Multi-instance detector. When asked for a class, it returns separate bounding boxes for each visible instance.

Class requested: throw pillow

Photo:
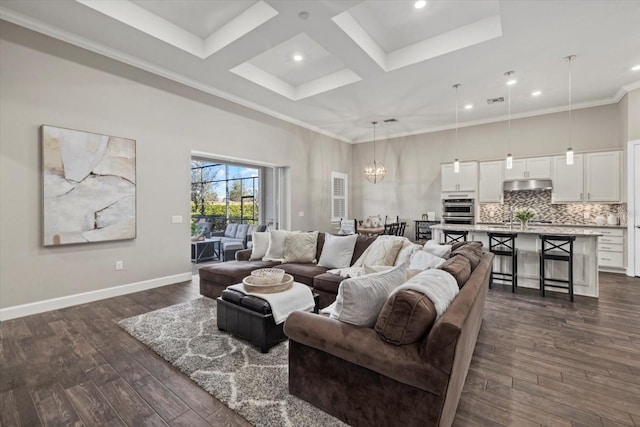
[375,289,437,345]
[394,241,422,266]
[263,229,290,262]
[423,240,452,259]
[357,236,405,266]
[451,241,483,270]
[409,251,446,270]
[317,234,358,269]
[438,255,471,288]
[249,232,270,261]
[284,231,319,263]
[330,264,407,327]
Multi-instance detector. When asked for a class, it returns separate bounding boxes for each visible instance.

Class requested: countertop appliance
[442,198,475,224]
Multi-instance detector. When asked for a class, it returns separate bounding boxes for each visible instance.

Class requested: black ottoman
[217,288,319,353]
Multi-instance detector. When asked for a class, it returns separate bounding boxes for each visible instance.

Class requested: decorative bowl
[250,268,285,285]
[243,273,293,294]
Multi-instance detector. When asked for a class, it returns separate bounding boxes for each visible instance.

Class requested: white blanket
[390,269,459,319]
[227,282,316,324]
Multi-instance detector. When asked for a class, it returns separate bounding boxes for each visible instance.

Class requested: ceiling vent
[383,118,397,123]
[487,97,505,104]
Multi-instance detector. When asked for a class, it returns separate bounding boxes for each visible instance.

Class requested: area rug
[118,297,346,427]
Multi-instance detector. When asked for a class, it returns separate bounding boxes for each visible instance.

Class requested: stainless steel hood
[503,179,553,192]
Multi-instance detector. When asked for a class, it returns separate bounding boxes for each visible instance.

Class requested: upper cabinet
[504,157,551,180]
[479,160,504,203]
[552,154,585,202]
[441,162,478,192]
[585,151,621,202]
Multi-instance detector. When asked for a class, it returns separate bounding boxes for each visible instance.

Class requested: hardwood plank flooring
[0,272,638,426]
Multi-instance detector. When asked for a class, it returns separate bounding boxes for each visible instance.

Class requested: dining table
[357,226,385,236]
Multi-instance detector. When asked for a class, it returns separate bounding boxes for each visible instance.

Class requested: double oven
[442,198,475,224]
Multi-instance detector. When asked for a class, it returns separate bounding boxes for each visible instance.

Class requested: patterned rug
[118,297,346,427]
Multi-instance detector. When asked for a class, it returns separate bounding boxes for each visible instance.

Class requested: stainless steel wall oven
[442,198,475,224]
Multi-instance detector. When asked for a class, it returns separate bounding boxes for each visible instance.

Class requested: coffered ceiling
[1,0,639,142]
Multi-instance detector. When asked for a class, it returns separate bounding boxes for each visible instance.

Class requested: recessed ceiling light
[632,64,640,71]
[293,54,303,62]
[414,1,427,9]
[464,104,473,110]
[531,90,542,97]
[506,79,517,86]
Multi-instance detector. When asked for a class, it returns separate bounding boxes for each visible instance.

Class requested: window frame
[331,171,348,222]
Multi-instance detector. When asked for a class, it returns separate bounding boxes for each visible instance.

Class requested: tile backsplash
[479,190,627,225]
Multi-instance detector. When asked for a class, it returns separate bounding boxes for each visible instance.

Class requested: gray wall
[352,103,624,237]
[0,23,351,309]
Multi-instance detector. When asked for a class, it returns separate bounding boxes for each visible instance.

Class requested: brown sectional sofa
[283,249,493,427]
[199,233,376,308]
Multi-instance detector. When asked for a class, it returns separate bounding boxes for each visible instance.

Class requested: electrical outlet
[299,211,304,217]
[489,211,495,218]
[115,261,124,271]
[583,212,590,219]
[172,215,183,224]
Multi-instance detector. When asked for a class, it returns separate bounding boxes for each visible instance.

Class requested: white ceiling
[1,0,639,143]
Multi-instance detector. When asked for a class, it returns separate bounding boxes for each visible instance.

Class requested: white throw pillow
[394,241,422,266]
[317,234,358,269]
[409,251,446,270]
[330,264,407,327]
[263,230,290,262]
[249,232,270,261]
[284,231,319,263]
[358,236,405,266]
[423,240,452,259]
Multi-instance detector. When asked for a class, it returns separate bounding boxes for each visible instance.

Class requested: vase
[520,221,528,231]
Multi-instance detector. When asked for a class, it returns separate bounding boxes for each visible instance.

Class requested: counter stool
[443,230,468,244]
[539,235,576,302]
[488,232,518,292]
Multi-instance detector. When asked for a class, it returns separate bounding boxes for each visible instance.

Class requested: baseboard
[0,272,193,321]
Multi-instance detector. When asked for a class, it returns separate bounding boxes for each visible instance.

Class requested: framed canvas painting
[42,125,136,246]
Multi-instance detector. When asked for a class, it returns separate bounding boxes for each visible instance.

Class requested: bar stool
[443,230,468,243]
[488,232,518,292]
[539,235,576,301]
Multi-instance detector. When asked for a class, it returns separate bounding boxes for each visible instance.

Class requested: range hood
[503,179,553,192]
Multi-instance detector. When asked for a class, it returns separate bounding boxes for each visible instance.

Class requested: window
[191,161,260,227]
[331,172,348,222]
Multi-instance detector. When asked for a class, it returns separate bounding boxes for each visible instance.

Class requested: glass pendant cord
[453,83,460,173]
[505,71,514,169]
[565,55,576,165]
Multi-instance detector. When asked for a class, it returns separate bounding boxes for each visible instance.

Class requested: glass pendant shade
[364,160,386,183]
[506,153,513,169]
[566,147,574,165]
[453,159,460,173]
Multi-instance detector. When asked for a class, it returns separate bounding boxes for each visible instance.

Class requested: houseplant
[514,208,536,230]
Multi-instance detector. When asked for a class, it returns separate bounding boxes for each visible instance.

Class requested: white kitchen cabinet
[441,162,478,192]
[552,154,584,202]
[595,228,625,270]
[504,157,551,180]
[585,151,621,202]
[479,160,504,203]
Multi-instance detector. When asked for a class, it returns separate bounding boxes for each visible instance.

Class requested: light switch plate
[172,215,183,223]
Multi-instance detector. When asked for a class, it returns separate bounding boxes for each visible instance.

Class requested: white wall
[352,103,623,235]
[0,23,351,310]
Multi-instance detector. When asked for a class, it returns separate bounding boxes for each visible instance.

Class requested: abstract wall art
[42,125,136,246]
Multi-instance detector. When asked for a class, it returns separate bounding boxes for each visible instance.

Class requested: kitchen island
[431,224,602,298]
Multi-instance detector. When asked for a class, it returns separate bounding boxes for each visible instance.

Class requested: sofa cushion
[318,234,358,269]
[249,231,270,261]
[375,289,437,345]
[312,272,344,294]
[284,231,318,263]
[451,242,483,270]
[330,264,406,327]
[235,223,250,240]
[280,263,329,286]
[264,230,290,262]
[225,223,238,238]
[199,260,281,287]
[438,255,472,288]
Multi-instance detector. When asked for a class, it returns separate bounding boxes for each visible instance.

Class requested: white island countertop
[431,223,603,236]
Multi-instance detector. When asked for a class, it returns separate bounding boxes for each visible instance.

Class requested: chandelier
[364,121,386,183]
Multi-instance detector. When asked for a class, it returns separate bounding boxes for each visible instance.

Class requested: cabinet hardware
[601,258,611,261]
[580,193,583,200]
[588,193,590,200]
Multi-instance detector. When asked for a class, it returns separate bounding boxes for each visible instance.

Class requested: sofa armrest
[284,311,444,393]
[235,249,253,261]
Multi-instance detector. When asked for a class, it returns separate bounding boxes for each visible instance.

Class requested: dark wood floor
[1,273,639,426]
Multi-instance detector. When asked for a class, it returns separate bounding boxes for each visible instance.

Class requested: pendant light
[453,83,460,173]
[504,71,515,169]
[565,54,576,165]
[364,121,386,183]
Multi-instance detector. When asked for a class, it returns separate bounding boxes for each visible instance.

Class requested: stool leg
[539,254,545,297]
[569,259,574,302]
[511,251,516,293]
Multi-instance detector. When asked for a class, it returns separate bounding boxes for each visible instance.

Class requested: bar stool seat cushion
[438,255,472,288]
[375,290,437,345]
